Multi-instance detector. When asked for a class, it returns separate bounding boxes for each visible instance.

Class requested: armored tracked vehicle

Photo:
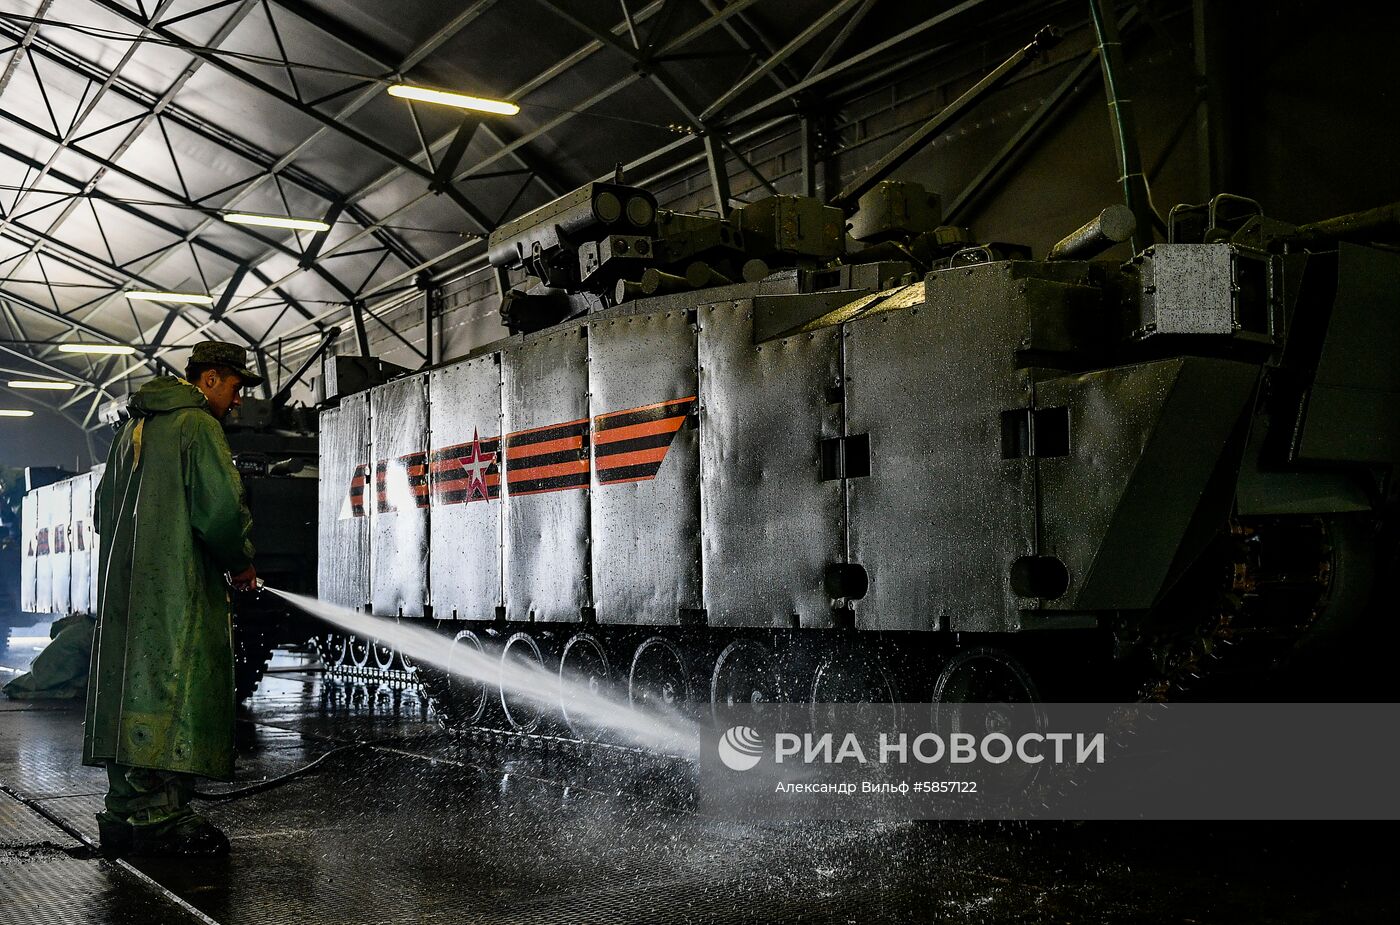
[315,173,1399,733]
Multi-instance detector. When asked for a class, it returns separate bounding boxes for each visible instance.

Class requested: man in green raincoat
[84,341,260,857]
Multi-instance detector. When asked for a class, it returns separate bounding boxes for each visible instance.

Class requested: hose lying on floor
[191,742,370,802]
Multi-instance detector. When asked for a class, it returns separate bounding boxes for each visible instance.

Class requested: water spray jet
[267,588,698,756]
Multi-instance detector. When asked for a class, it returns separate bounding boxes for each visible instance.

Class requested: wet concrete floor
[1,652,1396,924]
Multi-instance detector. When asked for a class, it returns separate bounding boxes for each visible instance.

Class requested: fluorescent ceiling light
[9,380,76,390]
[125,290,214,305]
[0,409,34,417]
[58,343,136,355]
[387,84,520,115]
[224,212,331,232]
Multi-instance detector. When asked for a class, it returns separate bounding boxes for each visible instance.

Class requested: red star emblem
[459,428,495,502]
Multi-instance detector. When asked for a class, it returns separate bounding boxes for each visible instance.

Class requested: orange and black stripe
[429,438,502,503]
[373,460,390,513]
[594,396,696,485]
[349,464,369,517]
[349,395,697,513]
[406,451,430,508]
[505,418,590,496]
[376,451,430,511]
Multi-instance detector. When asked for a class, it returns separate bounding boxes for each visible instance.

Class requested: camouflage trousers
[103,763,194,826]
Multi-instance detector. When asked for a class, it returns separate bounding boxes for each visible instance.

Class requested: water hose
[191,741,370,802]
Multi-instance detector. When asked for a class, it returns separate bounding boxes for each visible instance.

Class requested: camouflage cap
[188,340,264,386]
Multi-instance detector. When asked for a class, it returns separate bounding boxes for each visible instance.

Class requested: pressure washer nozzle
[227,573,265,593]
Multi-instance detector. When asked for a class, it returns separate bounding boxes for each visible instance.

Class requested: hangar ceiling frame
[0,0,1066,438]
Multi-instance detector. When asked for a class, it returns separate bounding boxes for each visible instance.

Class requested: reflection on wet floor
[1,652,1396,924]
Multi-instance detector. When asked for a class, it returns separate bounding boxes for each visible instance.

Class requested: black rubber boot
[95,811,134,856]
[129,814,230,857]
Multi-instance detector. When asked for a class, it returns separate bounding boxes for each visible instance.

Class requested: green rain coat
[82,377,253,780]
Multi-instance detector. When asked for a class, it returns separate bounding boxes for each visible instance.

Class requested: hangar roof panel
[0,0,1010,426]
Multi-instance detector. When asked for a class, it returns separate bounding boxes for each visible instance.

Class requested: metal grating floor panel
[0,709,108,800]
[0,791,81,848]
[0,791,190,925]
[0,851,191,925]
